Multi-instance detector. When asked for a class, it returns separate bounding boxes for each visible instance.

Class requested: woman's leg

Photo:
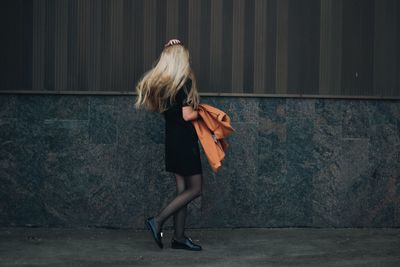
[172,173,187,241]
[154,173,202,233]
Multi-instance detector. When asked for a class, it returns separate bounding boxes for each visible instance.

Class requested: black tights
[154,173,203,239]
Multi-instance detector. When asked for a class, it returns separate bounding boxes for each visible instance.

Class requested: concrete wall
[0,94,399,228]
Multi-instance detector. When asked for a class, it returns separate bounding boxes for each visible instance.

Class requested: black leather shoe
[145,216,163,249]
[171,236,202,251]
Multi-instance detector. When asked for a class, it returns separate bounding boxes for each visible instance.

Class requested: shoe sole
[171,242,202,251]
[145,219,163,249]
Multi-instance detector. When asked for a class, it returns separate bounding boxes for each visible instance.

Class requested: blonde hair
[134,44,200,113]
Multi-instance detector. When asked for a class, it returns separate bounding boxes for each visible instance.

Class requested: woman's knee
[176,184,186,194]
[192,188,202,198]
[175,173,186,194]
[185,173,202,197]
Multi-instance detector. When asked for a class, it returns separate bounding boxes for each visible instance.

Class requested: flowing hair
[134,44,200,113]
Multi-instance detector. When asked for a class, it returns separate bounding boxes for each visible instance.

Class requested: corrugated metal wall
[0,0,399,98]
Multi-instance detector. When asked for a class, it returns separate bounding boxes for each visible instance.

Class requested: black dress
[162,79,203,176]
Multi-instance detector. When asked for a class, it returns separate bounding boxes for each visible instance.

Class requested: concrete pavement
[1,227,399,266]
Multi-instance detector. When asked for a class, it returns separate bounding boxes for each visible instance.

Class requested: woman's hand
[165,39,181,47]
[182,105,199,121]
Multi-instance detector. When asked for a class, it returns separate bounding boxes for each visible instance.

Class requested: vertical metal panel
[188,0,201,83]
[253,0,277,94]
[373,0,398,97]
[243,0,255,93]
[44,0,55,90]
[123,0,144,90]
[100,0,113,90]
[110,0,123,90]
[287,0,320,95]
[265,0,277,94]
[143,0,157,71]
[3,0,399,98]
[178,0,189,44]
[54,0,68,91]
[166,0,179,39]
[67,0,78,90]
[198,0,210,92]
[319,0,343,95]
[209,0,223,90]
[341,0,374,96]
[32,0,45,90]
[77,0,90,90]
[22,0,33,89]
[220,0,233,93]
[275,0,288,94]
[88,0,102,91]
[397,1,400,96]
[1,0,33,90]
[231,0,245,93]
[253,0,267,94]
[155,0,167,53]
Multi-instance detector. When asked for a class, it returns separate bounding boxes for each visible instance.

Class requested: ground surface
[0,227,399,266]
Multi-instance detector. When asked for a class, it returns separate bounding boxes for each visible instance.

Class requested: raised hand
[165,39,181,47]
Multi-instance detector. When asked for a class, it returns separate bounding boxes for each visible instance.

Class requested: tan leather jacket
[191,103,235,173]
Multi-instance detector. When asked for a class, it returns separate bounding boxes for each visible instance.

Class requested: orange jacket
[191,103,235,173]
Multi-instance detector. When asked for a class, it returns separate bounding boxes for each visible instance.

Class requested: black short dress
[162,79,203,176]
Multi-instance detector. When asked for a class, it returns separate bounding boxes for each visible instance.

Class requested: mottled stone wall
[0,95,399,228]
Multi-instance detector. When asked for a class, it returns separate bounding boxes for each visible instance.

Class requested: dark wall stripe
[178,0,188,45]
[341,0,375,96]
[373,0,398,96]
[221,0,233,93]
[198,0,210,91]
[156,0,166,53]
[166,0,178,41]
[319,0,343,95]
[100,0,112,90]
[209,0,223,90]
[243,0,255,93]
[188,0,201,85]
[275,0,288,94]
[67,0,77,90]
[22,0,33,89]
[143,0,156,71]
[231,0,245,93]
[265,0,277,94]
[397,0,400,96]
[32,0,45,90]
[253,0,266,93]
[124,0,143,89]
[287,0,320,94]
[80,0,90,90]
[44,0,55,90]
[1,0,399,98]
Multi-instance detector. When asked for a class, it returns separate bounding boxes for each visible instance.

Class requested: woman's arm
[182,106,199,121]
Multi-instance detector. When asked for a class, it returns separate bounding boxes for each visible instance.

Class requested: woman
[135,39,203,251]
